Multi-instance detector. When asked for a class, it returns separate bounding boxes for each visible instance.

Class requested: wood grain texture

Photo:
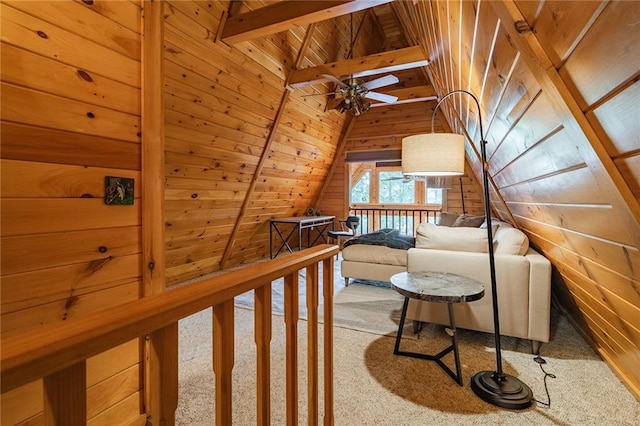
[0,0,144,422]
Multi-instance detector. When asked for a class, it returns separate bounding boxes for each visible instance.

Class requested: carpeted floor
[176,258,640,425]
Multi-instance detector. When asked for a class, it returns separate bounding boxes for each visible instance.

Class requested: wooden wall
[395,0,640,397]
[162,1,389,284]
[0,1,146,424]
[318,101,485,220]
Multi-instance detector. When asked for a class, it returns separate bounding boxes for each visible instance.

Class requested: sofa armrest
[525,249,552,342]
[407,248,549,341]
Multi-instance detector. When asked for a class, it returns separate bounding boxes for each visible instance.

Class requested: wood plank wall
[162,1,386,284]
[0,1,146,424]
[318,101,485,220]
[396,0,640,397]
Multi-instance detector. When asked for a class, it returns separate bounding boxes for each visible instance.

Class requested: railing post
[43,361,86,426]
[306,262,319,425]
[255,282,273,425]
[284,272,299,425]
[148,323,179,426]
[213,301,235,426]
[322,257,335,426]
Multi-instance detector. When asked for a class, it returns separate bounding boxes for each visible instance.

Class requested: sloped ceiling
[163,0,639,397]
[219,0,639,397]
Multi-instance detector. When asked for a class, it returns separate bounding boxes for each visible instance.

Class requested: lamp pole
[433,90,533,409]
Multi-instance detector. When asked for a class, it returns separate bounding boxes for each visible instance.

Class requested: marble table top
[390,271,484,304]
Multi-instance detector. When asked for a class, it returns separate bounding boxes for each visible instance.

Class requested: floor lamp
[401,89,533,409]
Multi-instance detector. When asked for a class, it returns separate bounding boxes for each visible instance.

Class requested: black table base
[393,297,463,386]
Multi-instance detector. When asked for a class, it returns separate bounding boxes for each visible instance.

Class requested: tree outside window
[378,171,415,203]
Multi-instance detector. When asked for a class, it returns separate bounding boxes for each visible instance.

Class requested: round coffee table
[390,271,484,386]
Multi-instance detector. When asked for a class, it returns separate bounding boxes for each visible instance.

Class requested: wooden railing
[350,206,441,235]
[0,245,339,426]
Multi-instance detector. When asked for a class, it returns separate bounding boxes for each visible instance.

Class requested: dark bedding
[343,228,415,250]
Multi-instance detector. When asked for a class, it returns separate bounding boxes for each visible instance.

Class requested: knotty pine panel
[488,93,564,176]
[565,275,640,347]
[165,77,274,129]
[2,339,141,426]
[492,130,588,189]
[2,281,140,338]
[1,160,141,199]
[0,3,140,87]
[1,83,141,143]
[1,44,140,115]
[163,57,278,117]
[509,201,636,249]
[485,59,541,155]
[1,255,141,316]
[163,13,284,96]
[5,0,140,59]
[165,110,266,149]
[165,198,243,213]
[531,232,640,310]
[1,199,140,236]
[1,1,144,423]
[166,256,223,286]
[86,364,141,419]
[1,226,140,276]
[527,1,605,68]
[0,122,141,170]
[559,1,640,110]
[588,80,640,157]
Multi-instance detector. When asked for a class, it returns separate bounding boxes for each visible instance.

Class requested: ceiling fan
[300,12,399,116]
[320,73,399,115]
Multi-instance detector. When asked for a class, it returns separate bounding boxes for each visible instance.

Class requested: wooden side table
[391,271,484,386]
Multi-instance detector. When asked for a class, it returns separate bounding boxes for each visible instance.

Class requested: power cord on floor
[532,354,556,407]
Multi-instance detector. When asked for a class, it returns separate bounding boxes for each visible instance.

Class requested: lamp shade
[402,133,465,176]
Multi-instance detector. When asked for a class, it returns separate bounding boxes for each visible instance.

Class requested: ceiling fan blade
[364,91,398,103]
[321,73,349,88]
[363,74,399,90]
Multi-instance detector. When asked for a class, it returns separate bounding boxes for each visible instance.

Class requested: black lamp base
[471,371,533,410]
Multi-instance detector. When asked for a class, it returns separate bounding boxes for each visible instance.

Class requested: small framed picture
[104,176,134,205]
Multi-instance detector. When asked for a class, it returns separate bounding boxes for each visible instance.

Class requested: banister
[1,244,339,394]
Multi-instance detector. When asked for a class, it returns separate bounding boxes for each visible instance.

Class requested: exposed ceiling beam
[288,45,429,88]
[220,0,394,45]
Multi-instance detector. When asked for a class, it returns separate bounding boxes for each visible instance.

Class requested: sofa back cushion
[494,227,530,255]
[415,223,488,253]
[452,214,485,227]
[437,212,459,226]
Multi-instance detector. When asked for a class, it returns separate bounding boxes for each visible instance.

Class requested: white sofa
[340,219,552,347]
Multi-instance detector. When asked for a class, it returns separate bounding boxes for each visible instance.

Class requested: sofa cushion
[494,227,530,255]
[452,214,485,227]
[415,223,488,253]
[437,212,459,226]
[342,244,408,266]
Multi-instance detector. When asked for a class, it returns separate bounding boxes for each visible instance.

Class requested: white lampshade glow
[402,133,465,176]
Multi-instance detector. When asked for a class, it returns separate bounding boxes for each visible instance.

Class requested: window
[426,187,443,204]
[351,171,370,203]
[378,171,415,203]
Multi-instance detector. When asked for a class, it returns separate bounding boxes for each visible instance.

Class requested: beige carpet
[176,261,640,425]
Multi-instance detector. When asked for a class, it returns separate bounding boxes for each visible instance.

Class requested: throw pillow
[494,227,530,255]
[437,212,459,226]
[415,223,488,253]
[452,214,485,227]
